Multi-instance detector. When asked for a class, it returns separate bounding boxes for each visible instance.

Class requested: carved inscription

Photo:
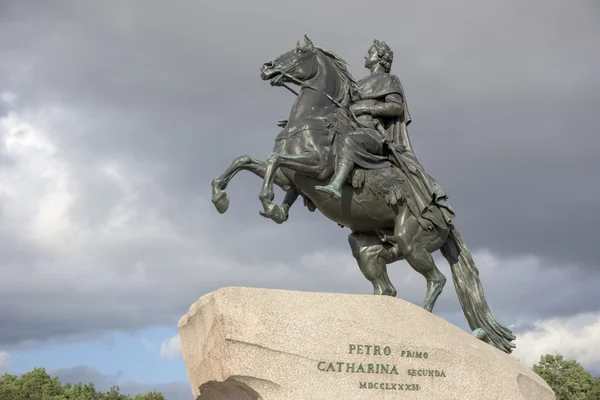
[360,382,420,391]
[316,344,447,392]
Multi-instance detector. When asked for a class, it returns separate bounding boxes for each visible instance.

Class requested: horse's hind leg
[394,207,449,312]
[348,232,397,297]
[409,248,446,312]
[211,155,292,216]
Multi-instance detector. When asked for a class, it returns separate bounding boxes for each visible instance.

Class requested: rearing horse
[210,35,516,354]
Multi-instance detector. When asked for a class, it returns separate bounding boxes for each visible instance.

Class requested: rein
[277,68,369,130]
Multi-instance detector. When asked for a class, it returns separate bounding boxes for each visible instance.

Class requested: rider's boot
[315,158,354,199]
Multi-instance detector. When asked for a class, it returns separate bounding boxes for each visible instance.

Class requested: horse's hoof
[212,192,230,214]
[472,328,489,342]
[259,204,287,224]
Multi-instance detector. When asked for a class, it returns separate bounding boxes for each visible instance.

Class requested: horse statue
[210,35,516,354]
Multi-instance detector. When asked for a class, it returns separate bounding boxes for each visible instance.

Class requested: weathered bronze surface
[210,35,515,353]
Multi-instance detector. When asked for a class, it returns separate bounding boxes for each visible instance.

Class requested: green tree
[0,368,167,400]
[98,385,131,400]
[589,377,600,400]
[533,354,599,400]
[134,392,166,400]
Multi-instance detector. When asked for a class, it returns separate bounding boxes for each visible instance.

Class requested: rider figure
[315,40,404,199]
[316,39,454,229]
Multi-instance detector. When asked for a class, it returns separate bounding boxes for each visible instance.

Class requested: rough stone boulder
[179,287,555,400]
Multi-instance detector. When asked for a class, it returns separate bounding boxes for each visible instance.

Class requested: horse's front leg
[211,155,292,215]
[259,152,327,220]
[258,186,301,223]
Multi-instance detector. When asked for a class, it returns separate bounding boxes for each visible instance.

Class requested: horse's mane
[314,46,357,107]
[313,46,360,141]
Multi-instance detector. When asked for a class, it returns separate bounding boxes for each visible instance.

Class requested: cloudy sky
[1,0,599,398]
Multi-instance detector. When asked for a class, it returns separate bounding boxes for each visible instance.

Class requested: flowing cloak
[355,72,455,229]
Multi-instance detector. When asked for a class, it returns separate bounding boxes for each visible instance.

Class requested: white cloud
[160,335,181,359]
[0,107,82,253]
[0,351,11,374]
[512,312,600,370]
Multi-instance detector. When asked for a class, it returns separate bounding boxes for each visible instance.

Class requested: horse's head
[260,35,320,87]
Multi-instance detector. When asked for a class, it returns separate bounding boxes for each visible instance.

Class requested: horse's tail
[440,227,516,354]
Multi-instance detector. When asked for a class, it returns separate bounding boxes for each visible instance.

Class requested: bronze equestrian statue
[210,35,515,354]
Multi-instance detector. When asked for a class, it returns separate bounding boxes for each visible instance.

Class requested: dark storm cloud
[3,0,598,265]
[0,0,599,350]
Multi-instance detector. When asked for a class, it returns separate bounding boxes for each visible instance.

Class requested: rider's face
[364,46,380,69]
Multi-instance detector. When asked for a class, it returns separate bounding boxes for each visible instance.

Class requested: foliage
[0,368,166,400]
[533,354,600,400]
